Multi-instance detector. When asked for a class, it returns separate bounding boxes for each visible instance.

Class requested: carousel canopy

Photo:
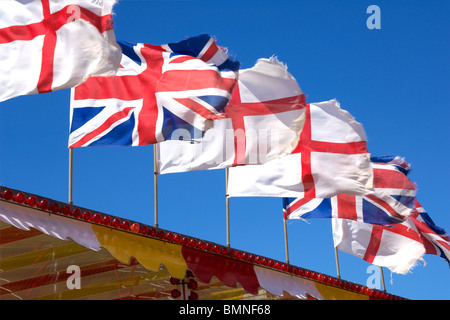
[0,186,405,300]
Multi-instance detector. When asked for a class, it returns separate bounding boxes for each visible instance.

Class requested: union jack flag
[69,34,239,147]
[411,200,450,266]
[283,156,416,225]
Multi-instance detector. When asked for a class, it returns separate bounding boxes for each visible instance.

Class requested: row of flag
[1,0,449,275]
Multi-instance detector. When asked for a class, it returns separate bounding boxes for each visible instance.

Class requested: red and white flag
[283,156,416,224]
[155,57,306,174]
[228,99,374,198]
[333,217,425,274]
[0,0,121,102]
[333,200,450,274]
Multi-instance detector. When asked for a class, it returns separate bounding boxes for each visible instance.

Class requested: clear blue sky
[0,0,449,300]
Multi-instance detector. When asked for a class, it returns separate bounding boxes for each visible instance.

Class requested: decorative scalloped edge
[0,186,406,300]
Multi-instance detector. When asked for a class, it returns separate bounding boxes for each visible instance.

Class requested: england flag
[283,156,416,224]
[333,199,450,274]
[228,100,374,199]
[0,0,121,102]
[155,57,306,174]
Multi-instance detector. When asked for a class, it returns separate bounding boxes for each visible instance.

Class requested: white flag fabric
[155,57,305,174]
[0,0,121,102]
[283,156,416,224]
[332,199,450,274]
[228,99,374,198]
[332,218,425,274]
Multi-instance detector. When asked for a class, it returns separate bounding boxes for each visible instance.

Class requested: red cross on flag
[333,216,426,274]
[155,57,306,174]
[227,100,374,199]
[332,199,450,274]
[0,0,121,102]
[69,35,239,147]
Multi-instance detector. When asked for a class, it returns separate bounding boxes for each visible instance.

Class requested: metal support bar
[68,148,73,205]
[283,218,290,264]
[225,168,230,247]
[153,145,159,228]
[380,266,386,291]
[334,247,341,279]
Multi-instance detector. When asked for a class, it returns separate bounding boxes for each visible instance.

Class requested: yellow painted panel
[92,225,188,279]
[314,282,369,300]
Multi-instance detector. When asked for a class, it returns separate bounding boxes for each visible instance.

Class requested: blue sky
[1,0,449,300]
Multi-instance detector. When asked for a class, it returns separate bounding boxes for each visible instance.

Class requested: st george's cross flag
[227,99,374,199]
[155,57,306,174]
[333,214,425,274]
[68,34,239,147]
[333,200,450,274]
[0,0,121,102]
[283,156,416,224]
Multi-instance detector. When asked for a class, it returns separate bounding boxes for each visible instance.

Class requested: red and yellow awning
[0,187,405,300]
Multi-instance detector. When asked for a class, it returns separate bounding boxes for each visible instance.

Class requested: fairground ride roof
[0,186,406,300]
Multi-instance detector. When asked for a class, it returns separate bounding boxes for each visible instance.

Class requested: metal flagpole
[334,247,341,279]
[283,217,290,264]
[225,168,230,247]
[153,144,159,228]
[68,147,73,205]
[379,266,386,291]
[331,219,341,278]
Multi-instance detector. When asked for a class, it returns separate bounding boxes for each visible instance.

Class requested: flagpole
[379,266,386,291]
[283,217,290,264]
[153,144,159,228]
[334,247,341,279]
[331,219,341,278]
[68,147,73,205]
[225,168,230,247]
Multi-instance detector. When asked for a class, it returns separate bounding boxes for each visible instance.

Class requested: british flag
[283,156,416,225]
[68,34,239,147]
[411,200,450,266]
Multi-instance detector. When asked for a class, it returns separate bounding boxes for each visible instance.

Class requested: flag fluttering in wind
[410,200,450,266]
[155,57,305,174]
[286,156,450,274]
[333,199,450,274]
[283,156,416,224]
[333,214,425,274]
[69,34,239,147]
[228,100,374,199]
[0,0,122,102]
